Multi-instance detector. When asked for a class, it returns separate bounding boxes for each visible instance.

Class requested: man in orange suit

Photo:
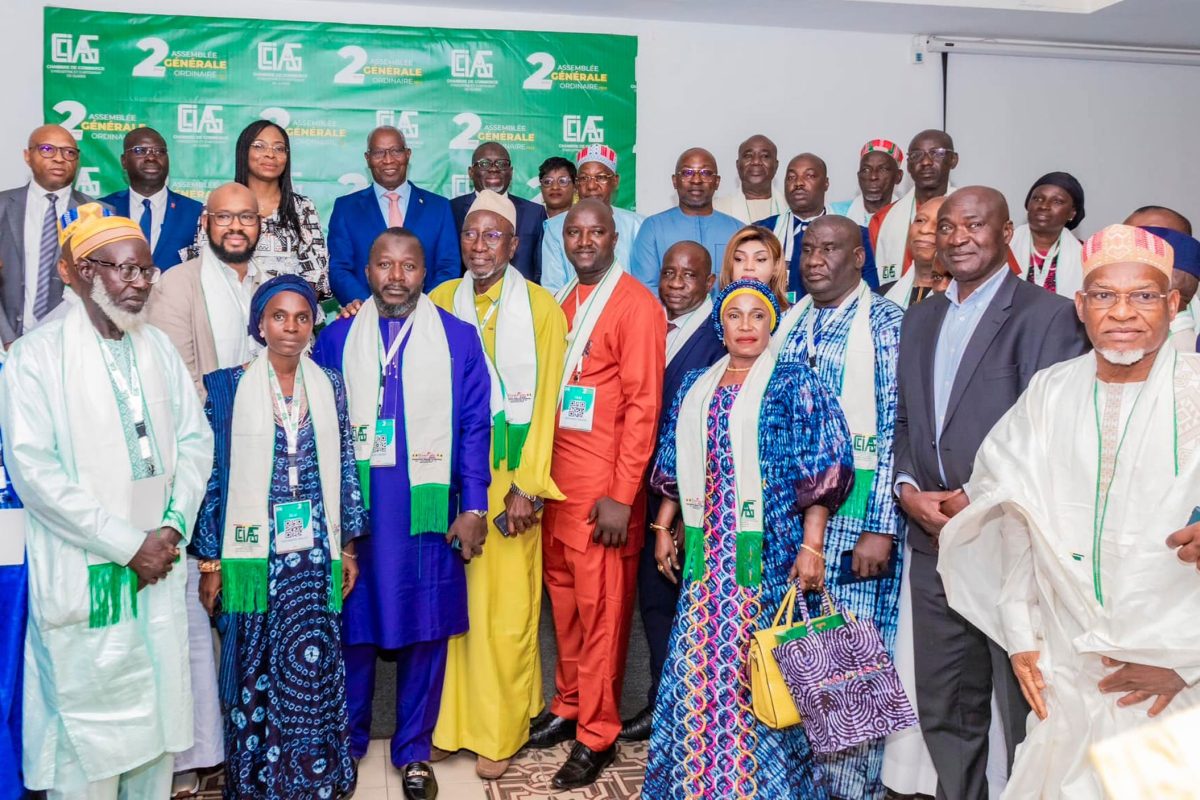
[527,198,665,789]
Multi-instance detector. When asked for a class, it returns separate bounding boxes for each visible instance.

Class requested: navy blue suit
[637,315,726,705]
[99,188,202,270]
[450,193,547,284]
[755,213,879,300]
[327,183,461,302]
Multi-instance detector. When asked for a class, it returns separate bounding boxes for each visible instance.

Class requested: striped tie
[33,193,59,321]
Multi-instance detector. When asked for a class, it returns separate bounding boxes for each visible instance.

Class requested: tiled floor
[354,739,486,800]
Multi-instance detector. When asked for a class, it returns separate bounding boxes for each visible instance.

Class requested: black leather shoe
[618,705,654,741]
[551,742,616,790]
[527,711,577,749]
[401,761,438,800]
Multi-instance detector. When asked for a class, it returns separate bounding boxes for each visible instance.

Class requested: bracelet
[341,551,357,560]
[800,543,825,561]
[509,483,537,502]
[198,560,221,573]
[649,523,672,533]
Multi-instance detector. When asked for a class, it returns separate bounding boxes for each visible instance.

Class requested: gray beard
[470,265,505,283]
[90,281,146,332]
[1098,348,1147,366]
[374,292,418,319]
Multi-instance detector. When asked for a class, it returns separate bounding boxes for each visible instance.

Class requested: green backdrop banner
[42,6,638,219]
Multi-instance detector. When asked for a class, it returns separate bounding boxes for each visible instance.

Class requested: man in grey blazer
[0,124,101,344]
[893,186,1090,800]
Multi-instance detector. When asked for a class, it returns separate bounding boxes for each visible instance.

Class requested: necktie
[385,192,404,227]
[667,322,678,332]
[33,193,59,320]
[140,198,153,245]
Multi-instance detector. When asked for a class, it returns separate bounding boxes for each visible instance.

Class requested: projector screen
[945,53,1200,236]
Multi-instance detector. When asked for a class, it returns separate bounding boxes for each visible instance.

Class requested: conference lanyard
[1029,235,1063,287]
[802,287,858,369]
[99,337,156,476]
[377,313,416,414]
[568,282,604,381]
[269,363,307,497]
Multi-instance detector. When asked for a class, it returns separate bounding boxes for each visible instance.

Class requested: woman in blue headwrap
[193,274,367,799]
[643,280,855,799]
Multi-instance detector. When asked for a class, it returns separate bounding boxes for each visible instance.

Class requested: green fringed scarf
[221,356,343,613]
[676,350,776,587]
[773,281,879,522]
[451,266,538,471]
[345,295,452,534]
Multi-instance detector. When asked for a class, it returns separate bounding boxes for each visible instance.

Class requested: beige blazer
[146,256,220,398]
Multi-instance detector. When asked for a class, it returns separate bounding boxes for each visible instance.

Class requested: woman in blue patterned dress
[643,280,855,799]
[194,275,366,799]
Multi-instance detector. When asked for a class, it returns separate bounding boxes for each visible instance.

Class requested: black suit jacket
[450,192,547,283]
[894,270,1090,553]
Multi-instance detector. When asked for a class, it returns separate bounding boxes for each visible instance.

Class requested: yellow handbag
[748,585,845,729]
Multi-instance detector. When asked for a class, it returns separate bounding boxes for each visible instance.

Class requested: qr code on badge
[283,517,304,538]
[373,433,388,453]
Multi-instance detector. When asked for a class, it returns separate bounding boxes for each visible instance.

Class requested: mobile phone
[836,548,897,585]
[494,498,545,536]
[1187,506,1200,527]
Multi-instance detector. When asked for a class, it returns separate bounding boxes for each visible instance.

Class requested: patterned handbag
[748,584,848,729]
[773,588,917,755]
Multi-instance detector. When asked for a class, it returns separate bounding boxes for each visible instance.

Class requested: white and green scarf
[675,349,775,587]
[555,262,623,405]
[344,295,452,534]
[221,355,341,613]
[63,304,176,628]
[452,266,538,470]
[773,281,878,520]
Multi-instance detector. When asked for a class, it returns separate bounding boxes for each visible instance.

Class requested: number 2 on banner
[53,100,86,141]
[450,112,482,150]
[335,45,368,85]
[132,37,168,78]
[524,52,554,90]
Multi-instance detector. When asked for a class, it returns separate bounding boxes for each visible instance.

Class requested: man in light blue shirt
[541,145,642,294]
[631,148,742,294]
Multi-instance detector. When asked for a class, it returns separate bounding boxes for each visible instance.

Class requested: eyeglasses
[462,229,507,248]
[367,147,408,160]
[675,168,717,182]
[857,165,896,178]
[540,176,573,188]
[472,158,511,171]
[33,144,80,161]
[125,146,167,157]
[249,140,289,155]
[1081,290,1169,309]
[576,174,614,185]
[80,257,161,284]
[908,148,953,163]
[207,211,260,226]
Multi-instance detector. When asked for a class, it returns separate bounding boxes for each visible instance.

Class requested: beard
[209,237,256,265]
[469,264,505,283]
[373,285,419,319]
[1098,348,1147,366]
[90,281,147,332]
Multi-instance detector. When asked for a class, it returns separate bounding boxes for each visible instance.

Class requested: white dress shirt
[23,182,73,329]
[130,186,168,251]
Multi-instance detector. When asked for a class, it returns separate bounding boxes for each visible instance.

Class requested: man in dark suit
[450,142,546,284]
[99,127,202,271]
[893,186,1089,800]
[327,126,460,302]
[619,240,725,742]
[0,124,102,343]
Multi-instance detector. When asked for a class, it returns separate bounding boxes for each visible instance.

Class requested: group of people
[0,115,1199,800]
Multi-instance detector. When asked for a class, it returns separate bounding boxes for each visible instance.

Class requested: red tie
[667,322,678,332]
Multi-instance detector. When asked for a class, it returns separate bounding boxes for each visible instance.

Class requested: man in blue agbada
[312,227,491,800]
[0,344,25,800]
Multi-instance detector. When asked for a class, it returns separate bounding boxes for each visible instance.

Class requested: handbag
[773,588,918,755]
[748,584,847,729]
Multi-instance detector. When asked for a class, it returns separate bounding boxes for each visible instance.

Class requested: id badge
[559,385,597,432]
[0,508,26,566]
[879,262,900,284]
[371,418,397,467]
[130,474,168,532]
[274,499,314,554]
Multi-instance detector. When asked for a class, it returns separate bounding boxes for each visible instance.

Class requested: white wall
[947,53,1200,237]
[1,0,941,215]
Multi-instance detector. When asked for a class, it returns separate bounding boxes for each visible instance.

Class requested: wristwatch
[464,509,488,519]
